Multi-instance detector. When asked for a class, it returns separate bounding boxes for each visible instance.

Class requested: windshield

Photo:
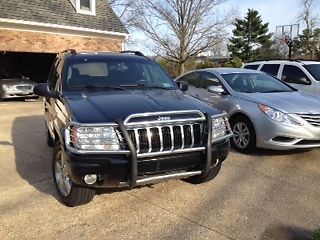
[221,72,295,93]
[304,64,320,81]
[64,58,177,90]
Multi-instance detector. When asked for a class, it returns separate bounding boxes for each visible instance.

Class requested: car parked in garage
[0,69,38,100]
[176,68,320,153]
[244,60,320,95]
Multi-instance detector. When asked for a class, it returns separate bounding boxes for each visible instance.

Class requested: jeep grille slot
[127,123,203,155]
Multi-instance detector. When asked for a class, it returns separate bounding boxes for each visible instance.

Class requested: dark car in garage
[0,69,38,100]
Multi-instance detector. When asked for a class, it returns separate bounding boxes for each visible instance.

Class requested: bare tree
[298,0,319,58]
[134,0,234,74]
[107,0,138,30]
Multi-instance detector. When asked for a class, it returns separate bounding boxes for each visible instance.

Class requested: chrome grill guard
[65,110,232,188]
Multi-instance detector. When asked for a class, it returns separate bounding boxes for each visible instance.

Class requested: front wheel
[53,143,95,207]
[184,164,222,184]
[230,116,256,153]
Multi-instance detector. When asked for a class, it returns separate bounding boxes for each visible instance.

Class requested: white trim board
[0,18,129,40]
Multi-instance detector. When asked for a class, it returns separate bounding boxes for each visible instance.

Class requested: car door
[196,72,228,111]
[178,72,203,99]
[281,65,313,93]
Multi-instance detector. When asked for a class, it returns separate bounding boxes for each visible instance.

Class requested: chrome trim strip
[169,125,174,151]
[125,118,205,127]
[124,110,206,125]
[180,125,185,149]
[158,126,163,152]
[190,124,194,148]
[119,171,202,187]
[134,129,140,153]
[146,127,152,153]
[137,147,205,158]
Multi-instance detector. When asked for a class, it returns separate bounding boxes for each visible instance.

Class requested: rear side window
[244,64,259,70]
[281,65,311,85]
[260,64,280,77]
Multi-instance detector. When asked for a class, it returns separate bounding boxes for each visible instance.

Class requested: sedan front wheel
[230,116,256,153]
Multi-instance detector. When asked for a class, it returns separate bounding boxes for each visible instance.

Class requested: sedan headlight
[211,116,229,141]
[70,126,121,151]
[258,104,303,126]
[2,84,15,91]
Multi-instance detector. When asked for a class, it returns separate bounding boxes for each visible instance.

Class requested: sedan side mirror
[33,83,59,98]
[177,81,188,92]
[207,85,225,94]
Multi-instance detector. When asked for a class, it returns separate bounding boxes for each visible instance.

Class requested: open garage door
[0,51,56,83]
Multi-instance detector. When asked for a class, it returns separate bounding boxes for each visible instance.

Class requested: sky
[126,0,320,55]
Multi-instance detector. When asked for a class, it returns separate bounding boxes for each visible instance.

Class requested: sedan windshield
[64,58,177,90]
[304,64,320,81]
[221,72,295,93]
[0,69,22,79]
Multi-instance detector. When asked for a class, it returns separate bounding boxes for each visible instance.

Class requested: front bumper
[1,90,37,99]
[65,139,230,188]
[255,115,320,150]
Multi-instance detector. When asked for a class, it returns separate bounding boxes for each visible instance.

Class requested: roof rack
[61,49,77,55]
[120,50,146,57]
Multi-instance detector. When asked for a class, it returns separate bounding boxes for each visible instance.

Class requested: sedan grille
[16,85,32,90]
[127,123,203,154]
[298,114,320,127]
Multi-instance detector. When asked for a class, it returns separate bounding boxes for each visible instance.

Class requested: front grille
[127,123,203,154]
[298,114,320,127]
[16,85,32,90]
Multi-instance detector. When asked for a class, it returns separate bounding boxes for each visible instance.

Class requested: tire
[230,115,256,153]
[45,125,55,147]
[52,143,95,207]
[184,164,222,184]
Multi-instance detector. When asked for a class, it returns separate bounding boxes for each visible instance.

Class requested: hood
[238,91,320,114]
[0,78,36,85]
[64,89,221,123]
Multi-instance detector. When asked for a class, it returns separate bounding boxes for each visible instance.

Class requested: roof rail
[61,49,77,55]
[120,50,145,57]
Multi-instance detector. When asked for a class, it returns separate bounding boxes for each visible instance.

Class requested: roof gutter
[0,18,129,40]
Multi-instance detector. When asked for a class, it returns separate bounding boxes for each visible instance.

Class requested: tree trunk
[179,62,185,75]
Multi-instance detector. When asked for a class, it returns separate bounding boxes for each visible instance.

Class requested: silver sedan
[176,68,320,153]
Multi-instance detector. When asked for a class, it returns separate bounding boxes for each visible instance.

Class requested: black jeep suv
[34,50,232,206]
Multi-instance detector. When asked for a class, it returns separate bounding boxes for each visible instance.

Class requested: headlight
[212,116,228,140]
[71,126,121,151]
[258,104,303,126]
[2,84,15,91]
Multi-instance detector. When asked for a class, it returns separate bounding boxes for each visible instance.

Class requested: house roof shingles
[0,0,128,34]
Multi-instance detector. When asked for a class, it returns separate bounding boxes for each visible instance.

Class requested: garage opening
[0,51,56,83]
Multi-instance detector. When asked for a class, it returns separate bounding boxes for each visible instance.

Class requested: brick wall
[0,28,123,53]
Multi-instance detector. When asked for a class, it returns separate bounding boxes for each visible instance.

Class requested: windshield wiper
[84,85,125,91]
[263,90,290,93]
[119,84,174,90]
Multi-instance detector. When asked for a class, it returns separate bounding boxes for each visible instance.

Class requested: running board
[119,171,202,187]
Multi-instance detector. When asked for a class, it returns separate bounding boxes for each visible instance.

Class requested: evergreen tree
[294,28,320,59]
[228,9,271,62]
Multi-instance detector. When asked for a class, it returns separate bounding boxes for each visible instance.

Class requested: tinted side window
[282,65,311,85]
[260,64,280,77]
[181,72,202,88]
[244,64,259,70]
[201,72,222,88]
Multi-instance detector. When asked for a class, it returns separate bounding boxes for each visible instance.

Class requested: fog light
[84,174,97,185]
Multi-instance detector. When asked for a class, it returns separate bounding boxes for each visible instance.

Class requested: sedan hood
[0,78,36,85]
[239,91,320,114]
[64,90,220,123]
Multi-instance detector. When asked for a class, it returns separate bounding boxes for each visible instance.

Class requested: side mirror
[208,85,225,94]
[33,83,59,98]
[177,81,188,92]
[298,77,310,85]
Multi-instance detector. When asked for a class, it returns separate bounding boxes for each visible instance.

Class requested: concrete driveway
[0,101,319,240]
